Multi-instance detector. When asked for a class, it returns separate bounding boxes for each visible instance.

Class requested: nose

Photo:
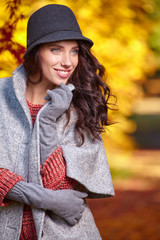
[61,52,71,67]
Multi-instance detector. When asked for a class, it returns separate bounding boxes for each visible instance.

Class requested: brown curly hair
[23,41,114,144]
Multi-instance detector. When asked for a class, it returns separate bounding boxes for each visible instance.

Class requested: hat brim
[23,30,93,58]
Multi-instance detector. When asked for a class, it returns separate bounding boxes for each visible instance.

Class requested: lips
[55,69,71,78]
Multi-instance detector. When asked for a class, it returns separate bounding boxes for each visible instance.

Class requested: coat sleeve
[57,110,115,199]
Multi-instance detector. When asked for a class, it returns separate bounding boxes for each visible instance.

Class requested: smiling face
[38,40,79,87]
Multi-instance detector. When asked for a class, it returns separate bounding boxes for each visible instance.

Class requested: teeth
[58,70,69,74]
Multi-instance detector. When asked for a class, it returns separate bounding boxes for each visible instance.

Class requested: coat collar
[12,64,33,129]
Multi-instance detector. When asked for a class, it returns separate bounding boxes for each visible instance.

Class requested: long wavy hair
[23,41,114,144]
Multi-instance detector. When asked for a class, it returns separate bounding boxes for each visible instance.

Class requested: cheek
[40,60,47,74]
[40,57,52,72]
[39,51,53,67]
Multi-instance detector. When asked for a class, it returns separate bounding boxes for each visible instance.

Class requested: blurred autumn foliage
[0,0,160,149]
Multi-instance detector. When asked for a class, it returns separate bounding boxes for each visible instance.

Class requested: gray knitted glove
[40,83,75,165]
[6,181,87,225]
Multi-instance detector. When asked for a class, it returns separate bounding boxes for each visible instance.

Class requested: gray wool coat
[0,65,114,240]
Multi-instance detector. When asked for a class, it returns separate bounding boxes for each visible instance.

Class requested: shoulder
[0,77,13,96]
[0,76,12,85]
[57,106,102,146]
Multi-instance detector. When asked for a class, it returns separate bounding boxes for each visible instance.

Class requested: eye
[50,47,61,53]
[72,48,79,54]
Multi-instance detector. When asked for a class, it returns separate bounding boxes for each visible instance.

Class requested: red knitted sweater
[0,100,78,240]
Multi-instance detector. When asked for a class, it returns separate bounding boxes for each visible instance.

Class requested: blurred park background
[0,0,160,239]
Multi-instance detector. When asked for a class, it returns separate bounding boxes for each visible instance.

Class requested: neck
[25,78,55,105]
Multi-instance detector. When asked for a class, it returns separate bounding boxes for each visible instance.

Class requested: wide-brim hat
[23,4,93,58]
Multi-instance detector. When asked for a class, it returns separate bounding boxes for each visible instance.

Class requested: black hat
[23,4,93,58]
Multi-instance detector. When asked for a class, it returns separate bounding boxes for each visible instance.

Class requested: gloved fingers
[44,83,75,101]
[46,88,72,106]
[60,83,75,92]
[46,89,61,102]
[58,84,73,102]
[67,217,78,226]
[66,83,75,92]
[47,84,73,97]
[68,210,83,225]
[79,206,85,214]
[75,213,83,221]
[66,213,83,226]
[58,86,73,100]
[73,190,88,199]
[44,95,51,101]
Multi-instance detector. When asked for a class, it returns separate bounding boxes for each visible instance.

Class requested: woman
[0,4,114,240]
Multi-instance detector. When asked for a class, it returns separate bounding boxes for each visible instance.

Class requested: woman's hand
[41,83,75,120]
[6,181,87,225]
[39,83,75,164]
[43,189,87,225]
